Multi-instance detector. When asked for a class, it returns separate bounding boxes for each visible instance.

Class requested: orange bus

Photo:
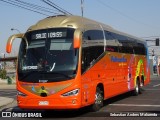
[6,15,150,111]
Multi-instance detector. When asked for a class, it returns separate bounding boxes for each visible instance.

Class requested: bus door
[81,24,105,105]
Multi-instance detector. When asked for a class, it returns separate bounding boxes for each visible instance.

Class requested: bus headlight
[17,91,27,97]
[62,89,79,96]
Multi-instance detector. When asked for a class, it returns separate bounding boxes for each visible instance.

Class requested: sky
[0,0,160,57]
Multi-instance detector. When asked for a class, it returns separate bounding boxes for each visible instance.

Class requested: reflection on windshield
[18,28,78,82]
[21,39,45,71]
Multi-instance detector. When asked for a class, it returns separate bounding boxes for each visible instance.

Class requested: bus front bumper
[17,96,81,110]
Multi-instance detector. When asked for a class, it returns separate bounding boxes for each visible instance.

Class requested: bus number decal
[48,32,63,38]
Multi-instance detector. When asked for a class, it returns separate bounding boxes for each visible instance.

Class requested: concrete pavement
[151,75,160,79]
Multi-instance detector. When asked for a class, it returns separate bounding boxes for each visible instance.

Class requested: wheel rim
[95,91,103,105]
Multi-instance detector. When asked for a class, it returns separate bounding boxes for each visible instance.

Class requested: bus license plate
[39,101,49,105]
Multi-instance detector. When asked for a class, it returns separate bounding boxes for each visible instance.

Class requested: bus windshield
[18,28,78,83]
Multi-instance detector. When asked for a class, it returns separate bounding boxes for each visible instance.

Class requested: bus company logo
[111,56,127,62]
[39,80,48,83]
[1,112,42,118]
[2,112,11,117]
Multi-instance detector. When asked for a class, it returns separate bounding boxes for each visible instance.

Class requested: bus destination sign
[32,31,67,40]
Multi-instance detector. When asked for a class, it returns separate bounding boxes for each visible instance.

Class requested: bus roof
[28,15,112,30]
[27,15,145,43]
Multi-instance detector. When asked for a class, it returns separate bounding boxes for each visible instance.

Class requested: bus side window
[105,31,115,40]
[82,46,104,74]
[82,30,104,74]
[133,43,146,55]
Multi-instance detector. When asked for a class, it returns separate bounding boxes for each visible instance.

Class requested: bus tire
[133,80,140,96]
[90,87,104,112]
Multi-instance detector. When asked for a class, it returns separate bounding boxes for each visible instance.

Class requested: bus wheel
[133,80,140,96]
[91,87,104,112]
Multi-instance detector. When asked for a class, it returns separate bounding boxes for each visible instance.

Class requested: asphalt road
[0,76,160,119]
[0,90,17,99]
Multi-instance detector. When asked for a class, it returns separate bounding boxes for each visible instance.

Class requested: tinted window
[81,46,104,73]
[83,30,104,40]
[112,33,127,41]
[119,46,134,54]
[106,46,119,52]
[105,31,115,40]
[133,43,146,55]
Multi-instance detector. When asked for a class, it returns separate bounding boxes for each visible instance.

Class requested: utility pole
[81,0,84,17]
[152,49,154,56]
[156,38,159,46]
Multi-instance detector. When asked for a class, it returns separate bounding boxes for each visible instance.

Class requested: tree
[0,69,7,79]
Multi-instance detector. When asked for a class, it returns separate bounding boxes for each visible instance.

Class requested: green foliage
[0,69,7,79]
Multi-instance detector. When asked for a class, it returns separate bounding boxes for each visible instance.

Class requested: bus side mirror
[6,33,24,53]
[74,29,81,49]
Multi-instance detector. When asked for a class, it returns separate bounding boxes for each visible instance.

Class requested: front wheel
[90,87,104,112]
